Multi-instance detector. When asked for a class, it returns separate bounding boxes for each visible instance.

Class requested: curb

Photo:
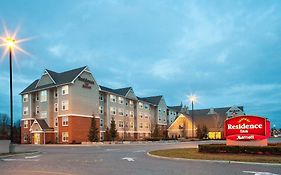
[146,152,281,166]
[0,151,41,159]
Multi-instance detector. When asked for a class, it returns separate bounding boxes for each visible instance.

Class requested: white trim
[30,120,43,131]
[31,130,57,133]
[21,118,35,121]
[35,70,56,88]
[58,114,99,118]
[71,66,88,84]
[20,82,73,95]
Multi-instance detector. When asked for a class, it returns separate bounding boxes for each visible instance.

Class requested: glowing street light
[1,26,30,153]
[189,95,197,138]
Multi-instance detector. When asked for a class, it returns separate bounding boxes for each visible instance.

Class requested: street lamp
[189,95,197,138]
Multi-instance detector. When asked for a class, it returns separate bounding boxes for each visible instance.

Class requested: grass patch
[149,148,281,164]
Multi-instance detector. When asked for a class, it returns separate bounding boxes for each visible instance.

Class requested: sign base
[226,139,268,146]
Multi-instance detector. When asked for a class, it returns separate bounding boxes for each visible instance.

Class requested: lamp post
[6,38,15,153]
[189,95,196,138]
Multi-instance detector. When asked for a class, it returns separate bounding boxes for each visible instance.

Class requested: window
[41,111,47,118]
[118,97,124,104]
[55,117,58,127]
[110,107,116,115]
[62,85,69,95]
[62,100,69,111]
[36,93,39,101]
[24,120,28,128]
[110,95,116,103]
[40,90,47,102]
[23,94,28,102]
[129,111,134,117]
[129,100,134,107]
[144,104,149,110]
[99,106,104,114]
[100,119,103,127]
[125,110,129,117]
[139,122,143,128]
[145,122,149,129]
[139,102,143,109]
[158,108,161,112]
[145,114,149,119]
[118,108,124,116]
[54,103,58,112]
[62,132,68,142]
[62,116,68,126]
[125,101,128,106]
[23,107,28,115]
[99,94,104,101]
[139,112,143,118]
[54,90,58,98]
[36,106,39,114]
[130,122,134,128]
[118,120,124,128]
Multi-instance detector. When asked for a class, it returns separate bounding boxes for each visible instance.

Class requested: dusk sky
[0,1,280,127]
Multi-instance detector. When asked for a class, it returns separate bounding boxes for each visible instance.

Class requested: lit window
[130,122,134,128]
[99,106,103,114]
[125,110,129,117]
[23,94,29,102]
[23,107,28,115]
[41,111,47,118]
[118,97,124,104]
[139,122,143,128]
[62,100,69,111]
[54,103,58,112]
[36,106,39,114]
[139,112,143,118]
[130,111,134,117]
[118,108,124,116]
[24,120,28,128]
[62,132,68,142]
[145,114,149,119]
[40,90,47,102]
[62,116,68,126]
[118,120,124,128]
[145,122,149,129]
[110,95,116,103]
[110,107,116,115]
[62,85,69,95]
[129,100,134,107]
[139,102,143,109]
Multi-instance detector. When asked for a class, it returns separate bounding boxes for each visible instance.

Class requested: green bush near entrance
[198,144,281,155]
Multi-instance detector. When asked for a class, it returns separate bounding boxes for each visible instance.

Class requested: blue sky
[0,0,281,127]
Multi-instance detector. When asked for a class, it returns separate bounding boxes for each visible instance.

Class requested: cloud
[150,59,183,80]
[47,44,66,57]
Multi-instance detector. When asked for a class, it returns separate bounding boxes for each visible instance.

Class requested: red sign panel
[225,115,270,141]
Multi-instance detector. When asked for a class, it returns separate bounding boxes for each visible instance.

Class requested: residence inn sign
[225,115,271,146]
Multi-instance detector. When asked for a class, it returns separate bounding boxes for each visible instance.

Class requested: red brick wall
[21,120,32,144]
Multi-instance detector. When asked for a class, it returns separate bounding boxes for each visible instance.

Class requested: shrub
[198,144,281,155]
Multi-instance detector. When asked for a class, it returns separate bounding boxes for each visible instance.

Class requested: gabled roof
[20,66,87,94]
[115,87,132,96]
[137,95,163,105]
[36,119,53,130]
[168,104,183,112]
[188,106,244,117]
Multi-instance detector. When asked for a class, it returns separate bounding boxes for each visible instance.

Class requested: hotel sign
[225,115,270,141]
[78,76,94,89]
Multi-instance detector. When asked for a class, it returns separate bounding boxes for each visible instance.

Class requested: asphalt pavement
[0,141,280,175]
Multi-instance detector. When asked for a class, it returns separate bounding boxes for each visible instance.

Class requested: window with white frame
[129,100,134,107]
[130,121,134,128]
[62,100,69,111]
[62,116,68,126]
[145,114,148,119]
[139,122,143,128]
[54,89,58,98]
[23,107,28,115]
[99,94,103,101]
[62,85,69,95]
[110,107,116,115]
[139,102,143,109]
[110,95,116,103]
[54,103,58,112]
[118,120,124,128]
[100,119,103,127]
[145,122,149,129]
[62,132,69,142]
[118,108,124,116]
[36,93,39,101]
[24,120,28,128]
[158,108,161,112]
[40,90,47,102]
[99,106,103,114]
[118,97,124,104]
[129,111,134,117]
[139,112,143,118]
[23,94,28,102]
[125,110,129,117]
[41,111,47,118]
[125,100,128,106]
[36,106,39,114]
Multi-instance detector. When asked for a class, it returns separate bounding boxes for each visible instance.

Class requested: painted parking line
[243,171,280,175]
[2,158,40,162]
[25,154,41,159]
[133,150,146,153]
[122,157,135,162]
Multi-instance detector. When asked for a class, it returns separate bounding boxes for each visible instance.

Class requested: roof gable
[138,95,163,105]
